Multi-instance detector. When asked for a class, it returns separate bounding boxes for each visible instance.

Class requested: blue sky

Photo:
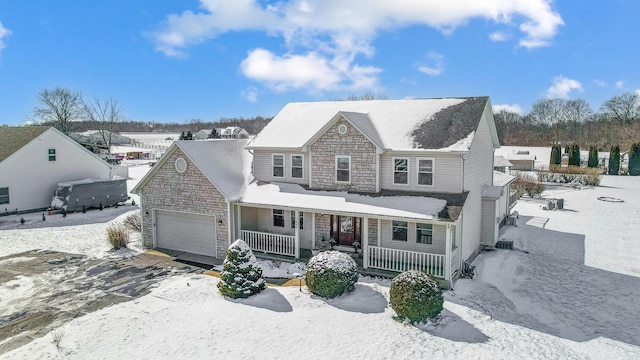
[0,0,638,126]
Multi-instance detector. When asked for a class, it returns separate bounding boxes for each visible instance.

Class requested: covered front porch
[234,205,461,282]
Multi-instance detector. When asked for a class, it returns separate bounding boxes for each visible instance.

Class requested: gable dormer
[307,112,382,193]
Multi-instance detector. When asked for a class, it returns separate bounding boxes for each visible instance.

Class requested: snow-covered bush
[390,270,443,323]
[537,167,601,186]
[217,239,266,299]
[305,251,359,298]
[513,173,544,198]
[106,223,128,250]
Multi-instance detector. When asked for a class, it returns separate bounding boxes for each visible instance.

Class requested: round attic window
[175,157,187,173]
[337,123,348,135]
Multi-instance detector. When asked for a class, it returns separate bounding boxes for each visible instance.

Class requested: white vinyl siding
[481,199,497,246]
[252,150,308,184]
[380,152,461,192]
[462,103,496,261]
[380,220,447,255]
[393,158,409,185]
[335,156,351,183]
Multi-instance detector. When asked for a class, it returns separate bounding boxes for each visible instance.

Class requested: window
[290,211,304,230]
[48,148,56,162]
[393,158,408,184]
[291,155,303,179]
[417,158,434,186]
[392,221,408,241]
[272,209,285,227]
[416,223,433,244]
[336,156,350,183]
[272,154,284,178]
[0,187,9,204]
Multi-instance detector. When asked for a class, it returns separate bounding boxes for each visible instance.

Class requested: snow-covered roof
[176,139,252,200]
[493,170,515,187]
[507,154,536,161]
[241,182,447,221]
[248,98,490,151]
[110,145,150,154]
[494,155,513,168]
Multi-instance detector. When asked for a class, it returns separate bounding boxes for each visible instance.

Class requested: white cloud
[489,31,509,42]
[150,0,564,91]
[593,79,606,87]
[493,104,524,115]
[240,48,380,92]
[547,76,583,99]
[615,80,624,89]
[415,51,444,76]
[0,21,12,55]
[242,87,259,103]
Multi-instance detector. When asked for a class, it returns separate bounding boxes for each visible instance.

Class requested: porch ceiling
[241,181,449,221]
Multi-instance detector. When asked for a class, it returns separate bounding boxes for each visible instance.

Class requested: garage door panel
[155,210,216,257]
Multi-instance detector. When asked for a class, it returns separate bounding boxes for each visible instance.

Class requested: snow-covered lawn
[0,174,639,359]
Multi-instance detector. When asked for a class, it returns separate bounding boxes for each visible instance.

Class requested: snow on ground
[1,168,640,358]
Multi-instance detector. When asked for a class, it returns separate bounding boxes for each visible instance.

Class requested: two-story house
[133,97,501,285]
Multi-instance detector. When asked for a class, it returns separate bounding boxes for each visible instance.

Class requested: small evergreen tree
[630,142,640,176]
[608,145,620,175]
[568,144,581,167]
[550,145,562,167]
[217,239,266,299]
[564,144,570,155]
[208,128,218,139]
[587,146,599,168]
[186,130,193,140]
[179,131,185,140]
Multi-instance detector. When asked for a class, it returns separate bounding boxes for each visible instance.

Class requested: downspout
[227,200,233,247]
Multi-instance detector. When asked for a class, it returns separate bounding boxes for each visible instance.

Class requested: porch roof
[241,181,449,222]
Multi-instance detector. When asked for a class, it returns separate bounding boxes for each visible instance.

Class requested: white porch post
[445,224,452,282]
[294,210,300,258]
[363,217,369,269]
[311,212,316,250]
[237,205,242,241]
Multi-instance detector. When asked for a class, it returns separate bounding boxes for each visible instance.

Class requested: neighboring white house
[220,127,249,139]
[134,97,503,286]
[0,126,114,213]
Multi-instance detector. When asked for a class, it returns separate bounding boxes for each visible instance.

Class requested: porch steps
[495,240,514,250]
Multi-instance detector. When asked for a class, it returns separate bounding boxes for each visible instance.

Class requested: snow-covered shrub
[390,270,443,323]
[106,223,128,250]
[305,251,359,298]
[537,167,601,186]
[217,239,266,299]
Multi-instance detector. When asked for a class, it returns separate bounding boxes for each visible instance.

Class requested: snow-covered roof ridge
[247,97,489,151]
[175,139,252,200]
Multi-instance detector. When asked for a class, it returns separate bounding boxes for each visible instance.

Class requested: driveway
[0,250,199,354]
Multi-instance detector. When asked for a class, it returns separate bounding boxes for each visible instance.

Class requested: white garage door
[154,209,216,257]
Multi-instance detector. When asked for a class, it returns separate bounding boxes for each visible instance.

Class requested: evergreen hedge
[568,144,581,167]
[550,145,562,167]
[630,142,640,176]
[608,145,620,175]
[588,146,599,168]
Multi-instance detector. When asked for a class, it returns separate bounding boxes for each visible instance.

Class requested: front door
[331,215,361,246]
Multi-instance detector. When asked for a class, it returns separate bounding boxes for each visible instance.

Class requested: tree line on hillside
[495,92,640,150]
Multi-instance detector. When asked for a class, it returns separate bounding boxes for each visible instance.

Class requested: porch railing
[367,246,445,278]
[509,190,518,209]
[240,230,296,257]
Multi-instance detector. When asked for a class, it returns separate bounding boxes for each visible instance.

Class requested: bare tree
[601,92,640,125]
[83,97,125,151]
[529,98,569,143]
[333,92,388,101]
[33,87,84,135]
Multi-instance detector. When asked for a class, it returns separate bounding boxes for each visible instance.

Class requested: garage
[154,209,217,257]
